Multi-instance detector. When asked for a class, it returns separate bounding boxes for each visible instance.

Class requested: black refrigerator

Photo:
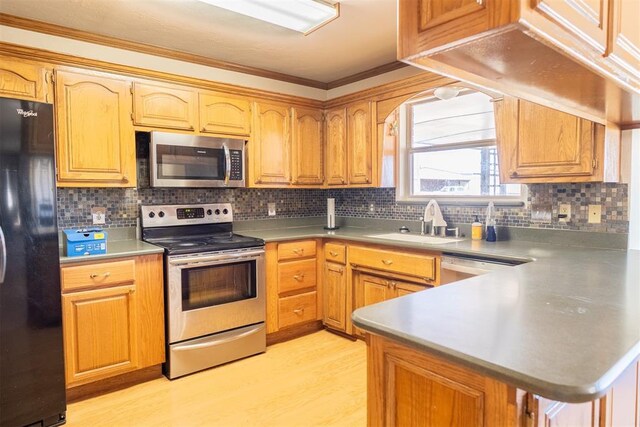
[0,98,66,426]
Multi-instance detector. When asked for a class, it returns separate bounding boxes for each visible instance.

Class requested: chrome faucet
[422,200,447,236]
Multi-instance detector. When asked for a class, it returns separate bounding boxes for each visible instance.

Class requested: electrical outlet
[369,203,375,212]
[267,202,276,216]
[588,205,601,224]
[558,204,571,223]
[91,207,106,225]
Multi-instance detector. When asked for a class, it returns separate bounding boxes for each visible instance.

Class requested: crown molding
[326,61,408,89]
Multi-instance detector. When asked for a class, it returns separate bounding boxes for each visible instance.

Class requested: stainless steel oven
[167,248,265,343]
[150,132,245,188]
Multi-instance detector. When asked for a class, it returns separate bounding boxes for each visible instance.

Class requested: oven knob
[207,209,213,216]
[223,208,229,215]
[215,209,221,215]
[158,211,165,218]
[148,212,155,218]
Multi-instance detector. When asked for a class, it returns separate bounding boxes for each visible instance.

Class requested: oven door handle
[169,249,265,266]
[172,324,264,351]
[223,143,231,186]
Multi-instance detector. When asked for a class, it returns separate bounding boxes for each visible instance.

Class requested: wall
[58,183,628,234]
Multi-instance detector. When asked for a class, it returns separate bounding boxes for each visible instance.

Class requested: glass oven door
[167,249,265,343]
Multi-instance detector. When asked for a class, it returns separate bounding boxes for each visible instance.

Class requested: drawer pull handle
[89,272,111,279]
[293,308,304,315]
[381,259,393,265]
[293,248,304,255]
[329,251,338,257]
[293,273,305,281]
[129,288,135,294]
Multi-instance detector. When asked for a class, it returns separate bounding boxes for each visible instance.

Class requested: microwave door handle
[0,226,6,284]
[223,144,231,185]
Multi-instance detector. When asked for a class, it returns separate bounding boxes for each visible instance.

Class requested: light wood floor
[66,331,367,426]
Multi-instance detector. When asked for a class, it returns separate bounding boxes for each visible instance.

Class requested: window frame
[396,92,527,206]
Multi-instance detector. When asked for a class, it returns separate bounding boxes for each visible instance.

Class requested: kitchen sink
[367,233,464,244]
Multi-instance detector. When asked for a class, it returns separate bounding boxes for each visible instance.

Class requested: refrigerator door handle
[0,226,6,284]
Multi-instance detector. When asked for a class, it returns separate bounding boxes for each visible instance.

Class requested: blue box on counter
[63,228,107,257]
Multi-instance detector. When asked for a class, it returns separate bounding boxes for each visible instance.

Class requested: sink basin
[367,233,464,244]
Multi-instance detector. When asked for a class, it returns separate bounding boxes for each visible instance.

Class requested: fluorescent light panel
[199,0,339,34]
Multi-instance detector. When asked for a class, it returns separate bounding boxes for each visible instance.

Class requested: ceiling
[0,0,399,86]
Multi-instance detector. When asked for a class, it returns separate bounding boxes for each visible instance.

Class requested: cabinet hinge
[130,86,134,95]
[130,112,135,121]
[592,158,598,170]
[524,393,538,427]
[50,72,55,84]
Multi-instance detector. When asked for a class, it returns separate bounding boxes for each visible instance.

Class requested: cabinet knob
[329,251,338,257]
[293,273,305,281]
[122,175,129,182]
[201,127,206,132]
[293,308,304,315]
[510,171,518,178]
[381,259,393,265]
[292,248,304,255]
[129,288,135,294]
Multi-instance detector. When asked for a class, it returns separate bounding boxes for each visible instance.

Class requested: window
[397,89,525,204]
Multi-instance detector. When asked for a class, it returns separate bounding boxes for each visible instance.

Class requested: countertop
[241,225,640,403]
[59,239,164,264]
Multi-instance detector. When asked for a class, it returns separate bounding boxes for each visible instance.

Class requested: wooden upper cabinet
[132,82,197,131]
[251,102,291,185]
[325,107,348,186]
[531,0,609,53]
[0,56,51,102]
[55,70,136,187]
[347,101,373,185]
[494,96,618,183]
[291,107,323,185]
[199,92,251,136]
[606,0,640,82]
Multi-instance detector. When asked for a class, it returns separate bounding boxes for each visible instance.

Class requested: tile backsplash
[57,183,628,234]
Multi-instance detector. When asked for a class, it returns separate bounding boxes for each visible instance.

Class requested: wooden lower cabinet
[266,240,321,338]
[61,254,164,388]
[323,261,348,332]
[368,334,640,427]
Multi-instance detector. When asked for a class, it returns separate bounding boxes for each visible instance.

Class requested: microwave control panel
[229,150,243,180]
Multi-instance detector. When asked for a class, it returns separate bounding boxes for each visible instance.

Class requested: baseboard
[66,365,163,403]
[266,320,324,345]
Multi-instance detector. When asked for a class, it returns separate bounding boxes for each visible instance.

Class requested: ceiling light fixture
[433,86,461,101]
[199,0,340,35]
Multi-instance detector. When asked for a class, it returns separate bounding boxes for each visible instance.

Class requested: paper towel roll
[327,198,335,229]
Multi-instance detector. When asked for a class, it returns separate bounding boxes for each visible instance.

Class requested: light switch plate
[588,205,601,224]
[91,207,106,225]
[267,202,276,216]
[558,204,571,223]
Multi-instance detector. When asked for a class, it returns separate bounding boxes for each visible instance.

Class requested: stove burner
[174,241,207,247]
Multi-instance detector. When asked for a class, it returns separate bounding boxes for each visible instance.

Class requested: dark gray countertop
[240,225,640,403]
[59,239,163,264]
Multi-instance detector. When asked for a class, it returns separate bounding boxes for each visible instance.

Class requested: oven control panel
[141,203,233,227]
[177,208,205,220]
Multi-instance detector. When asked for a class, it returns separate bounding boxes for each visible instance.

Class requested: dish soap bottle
[471,216,483,240]
[485,201,497,242]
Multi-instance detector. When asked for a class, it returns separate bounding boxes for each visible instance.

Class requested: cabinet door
[495,97,598,182]
[0,56,51,102]
[532,395,599,427]
[531,0,609,53]
[395,281,431,297]
[291,107,324,185]
[251,102,291,185]
[347,101,373,185]
[325,107,348,185]
[199,92,251,136]
[356,273,394,309]
[132,82,196,131]
[62,285,138,387]
[606,0,640,82]
[323,262,347,332]
[55,70,136,187]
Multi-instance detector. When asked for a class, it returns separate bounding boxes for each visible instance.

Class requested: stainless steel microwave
[150,132,246,188]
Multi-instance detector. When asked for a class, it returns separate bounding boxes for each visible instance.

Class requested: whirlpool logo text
[16,109,38,118]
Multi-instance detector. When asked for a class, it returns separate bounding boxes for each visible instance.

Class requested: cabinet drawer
[277,240,316,261]
[278,259,317,294]
[278,291,317,329]
[61,259,136,292]
[349,246,436,281]
[324,242,346,265]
